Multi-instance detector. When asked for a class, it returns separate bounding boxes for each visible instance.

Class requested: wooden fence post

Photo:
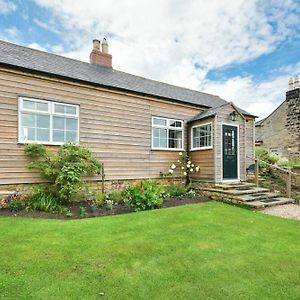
[287,171,292,198]
[255,159,259,187]
[101,163,105,194]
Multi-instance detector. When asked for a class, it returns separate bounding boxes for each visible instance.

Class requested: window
[191,123,212,150]
[19,97,79,144]
[152,117,183,150]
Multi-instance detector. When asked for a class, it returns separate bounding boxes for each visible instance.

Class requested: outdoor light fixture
[230,111,237,121]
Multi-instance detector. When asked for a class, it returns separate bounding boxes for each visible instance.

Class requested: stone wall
[255,88,300,159]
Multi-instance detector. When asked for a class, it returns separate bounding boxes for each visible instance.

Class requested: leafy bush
[24,143,101,203]
[165,185,188,197]
[26,186,63,213]
[94,192,107,207]
[8,200,25,212]
[108,190,123,203]
[79,206,87,218]
[124,180,166,212]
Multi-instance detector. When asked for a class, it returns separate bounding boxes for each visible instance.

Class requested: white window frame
[18,97,79,145]
[151,116,184,151]
[191,122,213,151]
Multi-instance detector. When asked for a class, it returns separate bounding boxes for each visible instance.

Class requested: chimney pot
[288,77,294,91]
[102,38,109,54]
[93,39,101,51]
[294,75,299,89]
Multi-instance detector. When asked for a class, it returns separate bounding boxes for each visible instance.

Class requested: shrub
[108,190,123,203]
[124,180,166,212]
[8,200,25,212]
[165,185,188,197]
[26,186,63,213]
[24,143,101,203]
[79,206,87,218]
[94,192,107,207]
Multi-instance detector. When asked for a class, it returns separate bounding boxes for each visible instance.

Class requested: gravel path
[263,204,300,220]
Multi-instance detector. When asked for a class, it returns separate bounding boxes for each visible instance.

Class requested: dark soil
[0,195,210,220]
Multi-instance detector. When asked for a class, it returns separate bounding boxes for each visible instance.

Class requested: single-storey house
[0,38,255,189]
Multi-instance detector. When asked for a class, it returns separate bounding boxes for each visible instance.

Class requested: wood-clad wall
[0,68,203,185]
[189,118,215,181]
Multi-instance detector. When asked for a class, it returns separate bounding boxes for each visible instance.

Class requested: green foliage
[79,206,87,218]
[8,200,25,212]
[94,192,107,207]
[165,185,188,197]
[124,180,166,212]
[106,200,114,210]
[26,186,63,213]
[65,210,73,218]
[108,190,123,203]
[24,143,101,203]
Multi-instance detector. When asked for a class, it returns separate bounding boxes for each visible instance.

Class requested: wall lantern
[230,111,237,121]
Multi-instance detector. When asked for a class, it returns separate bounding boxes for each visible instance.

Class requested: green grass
[1,202,300,300]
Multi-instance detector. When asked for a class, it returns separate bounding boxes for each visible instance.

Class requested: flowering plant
[163,151,200,185]
[106,199,114,210]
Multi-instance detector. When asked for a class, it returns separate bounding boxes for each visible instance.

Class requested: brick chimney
[90,38,112,68]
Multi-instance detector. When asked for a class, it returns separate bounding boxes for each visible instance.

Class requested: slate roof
[0,40,255,116]
[188,102,254,123]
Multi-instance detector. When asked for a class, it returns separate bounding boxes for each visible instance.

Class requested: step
[243,197,294,209]
[214,182,256,190]
[201,187,269,196]
[232,192,280,202]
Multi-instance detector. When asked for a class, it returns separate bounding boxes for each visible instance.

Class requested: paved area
[263,204,300,220]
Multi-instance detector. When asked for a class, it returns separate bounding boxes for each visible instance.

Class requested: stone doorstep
[200,187,269,195]
[232,192,281,202]
[214,182,256,190]
[243,197,294,209]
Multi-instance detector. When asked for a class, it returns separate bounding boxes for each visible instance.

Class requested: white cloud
[27,42,48,52]
[31,0,300,118]
[0,0,16,15]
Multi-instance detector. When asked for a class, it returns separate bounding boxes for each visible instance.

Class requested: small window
[19,97,79,144]
[192,123,212,150]
[152,117,183,150]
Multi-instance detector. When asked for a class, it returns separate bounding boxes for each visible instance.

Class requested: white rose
[183,172,187,176]
[190,169,194,172]
[179,152,183,156]
[191,164,194,167]
[181,166,184,170]
[188,161,191,164]
[171,164,176,169]
[169,169,174,174]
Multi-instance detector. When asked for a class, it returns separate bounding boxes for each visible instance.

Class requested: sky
[0,0,300,119]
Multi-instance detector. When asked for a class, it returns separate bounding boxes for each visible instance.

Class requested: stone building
[255,76,300,159]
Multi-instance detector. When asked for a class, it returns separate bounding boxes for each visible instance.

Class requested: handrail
[246,155,298,198]
[246,155,298,175]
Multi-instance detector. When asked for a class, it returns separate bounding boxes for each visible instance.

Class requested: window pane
[55,104,65,114]
[66,106,77,115]
[53,130,65,142]
[152,128,167,148]
[21,127,35,141]
[66,118,77,130]
[153,128,160,138]
[169,130,182,149]
[23,100,36,110]
[193,124,212,148]
[36,115,50,128]
[153,137,160,148]
[153,118,167,126]
[53,116,65,130]
[169,120,182,128]
[21,113,35,127]
[37,128,50,141]
[66,131,77,142]
[36,102,48,111]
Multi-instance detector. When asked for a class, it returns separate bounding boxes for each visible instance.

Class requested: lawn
[1,202,300,300]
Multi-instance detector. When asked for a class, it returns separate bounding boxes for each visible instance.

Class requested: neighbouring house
[0,38,256,190]
[255,77,300,159]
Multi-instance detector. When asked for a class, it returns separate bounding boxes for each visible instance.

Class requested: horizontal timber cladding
[0,68,205,185]
[189,118,215,181]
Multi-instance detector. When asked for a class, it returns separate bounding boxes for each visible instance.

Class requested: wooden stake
[255,159,259,187]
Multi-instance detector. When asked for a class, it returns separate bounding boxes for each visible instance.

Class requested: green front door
[222,125,238,180]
